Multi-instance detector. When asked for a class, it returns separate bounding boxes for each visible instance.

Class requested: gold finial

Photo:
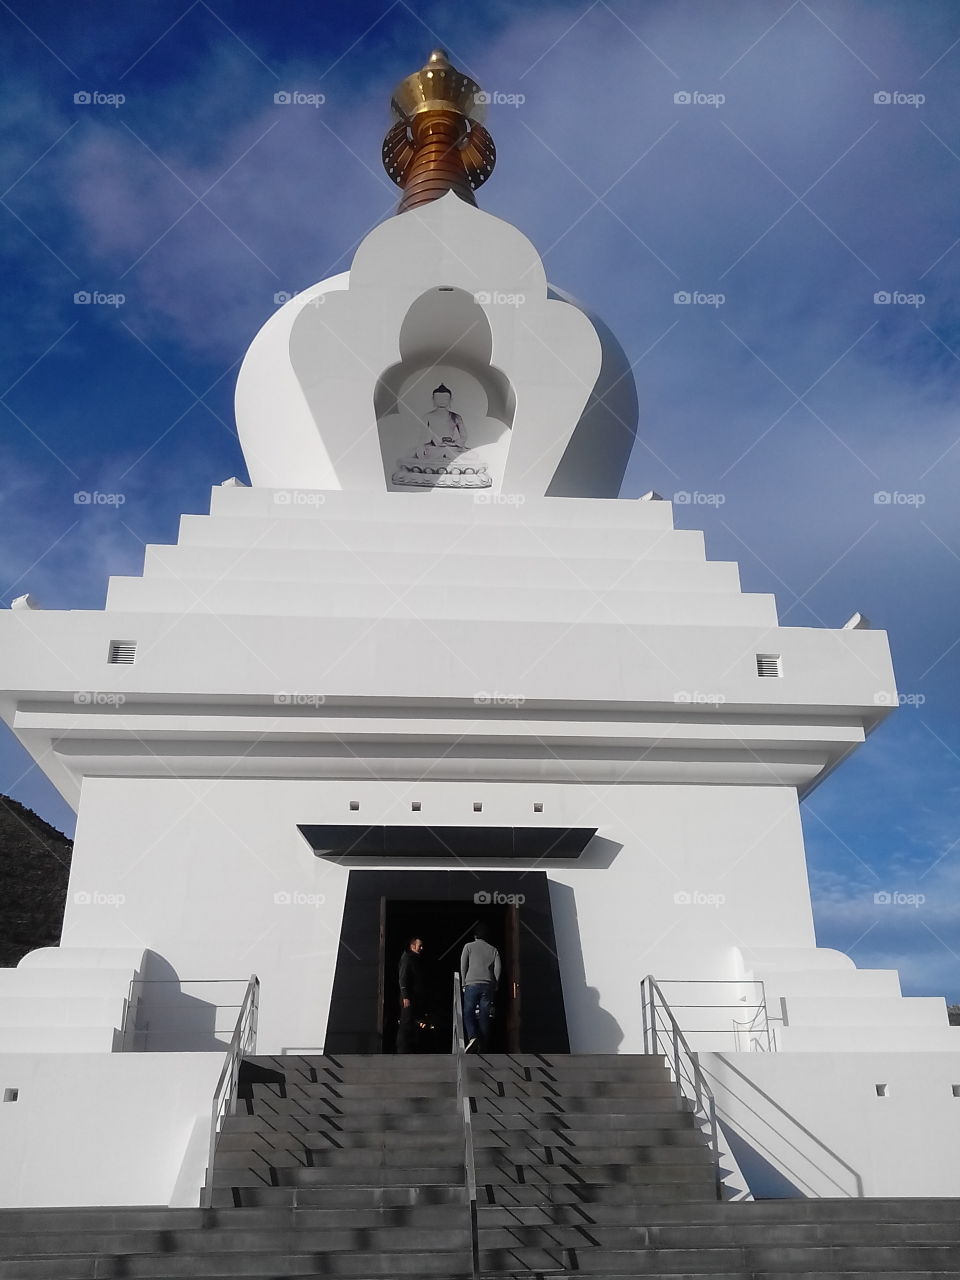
[382,49,496,214]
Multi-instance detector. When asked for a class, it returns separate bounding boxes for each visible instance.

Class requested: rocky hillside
[0,794,72,967]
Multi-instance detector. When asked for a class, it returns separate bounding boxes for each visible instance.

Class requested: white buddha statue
[392,384,491,488]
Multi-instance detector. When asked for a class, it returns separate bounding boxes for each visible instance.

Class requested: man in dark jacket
[397,936,426,1053]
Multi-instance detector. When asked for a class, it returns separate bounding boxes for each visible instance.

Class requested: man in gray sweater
[460,923,501,1052]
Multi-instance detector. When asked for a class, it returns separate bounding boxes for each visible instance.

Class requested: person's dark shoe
[464,1037,477,1052]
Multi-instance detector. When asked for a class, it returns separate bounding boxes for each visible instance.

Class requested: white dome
[235,193,638,498]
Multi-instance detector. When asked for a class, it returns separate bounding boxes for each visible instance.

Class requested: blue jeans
[463,982,494,1049]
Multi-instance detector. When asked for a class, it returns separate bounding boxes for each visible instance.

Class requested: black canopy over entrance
[325,869,570,1055]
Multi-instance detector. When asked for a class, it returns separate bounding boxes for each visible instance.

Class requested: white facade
[1,188,957,1206]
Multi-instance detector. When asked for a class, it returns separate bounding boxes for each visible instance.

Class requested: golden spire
[382,49,496,214]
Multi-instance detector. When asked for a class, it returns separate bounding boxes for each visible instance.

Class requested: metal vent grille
[108,640,137,665]
[756,653,782,678]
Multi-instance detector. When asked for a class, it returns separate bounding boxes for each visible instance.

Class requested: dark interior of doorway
[384,898,509,1054]
[324,870,569,1055]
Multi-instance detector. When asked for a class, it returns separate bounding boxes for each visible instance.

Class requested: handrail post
[643,974,723,1201]
[201,974,259,1209]
[452,971,480,1280]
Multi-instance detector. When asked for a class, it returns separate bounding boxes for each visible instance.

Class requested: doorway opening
[324,870,569,1055]
[382,898,519,1054]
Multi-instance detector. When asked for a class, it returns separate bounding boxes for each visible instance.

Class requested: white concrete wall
[0,1052,221,1206]
[703,1051,960,1198]
[61,776,816,1055]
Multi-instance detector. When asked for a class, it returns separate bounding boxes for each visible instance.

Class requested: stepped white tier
[0,172,957,1210]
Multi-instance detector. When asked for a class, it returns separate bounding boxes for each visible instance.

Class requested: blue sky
[1,0,958,996]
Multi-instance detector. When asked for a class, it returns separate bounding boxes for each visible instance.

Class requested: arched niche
[375,287,516,493]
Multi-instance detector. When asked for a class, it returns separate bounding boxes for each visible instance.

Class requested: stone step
[218,1124,463,1149]
[0,1203,463,1234]
[271,1164,465,1187]
[477,1203,960,1240]
[473,1162,718,1188]
[652,1221,960,1247]
[0,1249,476,1278]
[467,1081,682,1099]
[475,1145,714,1168]
[479,1242,960,1273]
[475,1054,669,1066]
[0,1221,473,1257]
[479,1183,721,1206]
[243,1053,458,1069]
[257,1081,460,1099]
[205,1184,467,1209]
[579,1198,960,1224]
[209,1163,464,1188]
[548,1244,960,1273]
[473,1096,691,1115]
[248,1094,459,1115]
[480,1218,960,1252]
[467,1060,672,1079]
[497,1274,958,1280]
[472,1111,699,1131]
[238,1098,698,1127]
[212,1143,463,1169]
[242,1062,459,1084]
[474,1127,706,1149]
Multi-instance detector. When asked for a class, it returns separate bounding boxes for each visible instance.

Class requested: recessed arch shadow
[374,286,516,491]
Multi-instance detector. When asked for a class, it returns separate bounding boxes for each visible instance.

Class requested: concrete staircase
[0,1053,959,1277]
[472,1051,718,1275]
[469,1054,960,1276]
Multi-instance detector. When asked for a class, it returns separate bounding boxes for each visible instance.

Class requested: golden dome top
[389,47,487,125]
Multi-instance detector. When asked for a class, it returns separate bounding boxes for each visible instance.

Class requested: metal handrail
[650,978,776,1052]
[733,1000,776,1052]
[641,975,721,1198]
[452,972,480,1280]
[200,974,260,1209]
[122,976,257,1052]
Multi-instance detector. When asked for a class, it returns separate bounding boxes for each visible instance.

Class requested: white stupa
[0,48,957,1209]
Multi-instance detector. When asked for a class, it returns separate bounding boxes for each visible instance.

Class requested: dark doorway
[325,870,569,1055]
[382,898,519,1053]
